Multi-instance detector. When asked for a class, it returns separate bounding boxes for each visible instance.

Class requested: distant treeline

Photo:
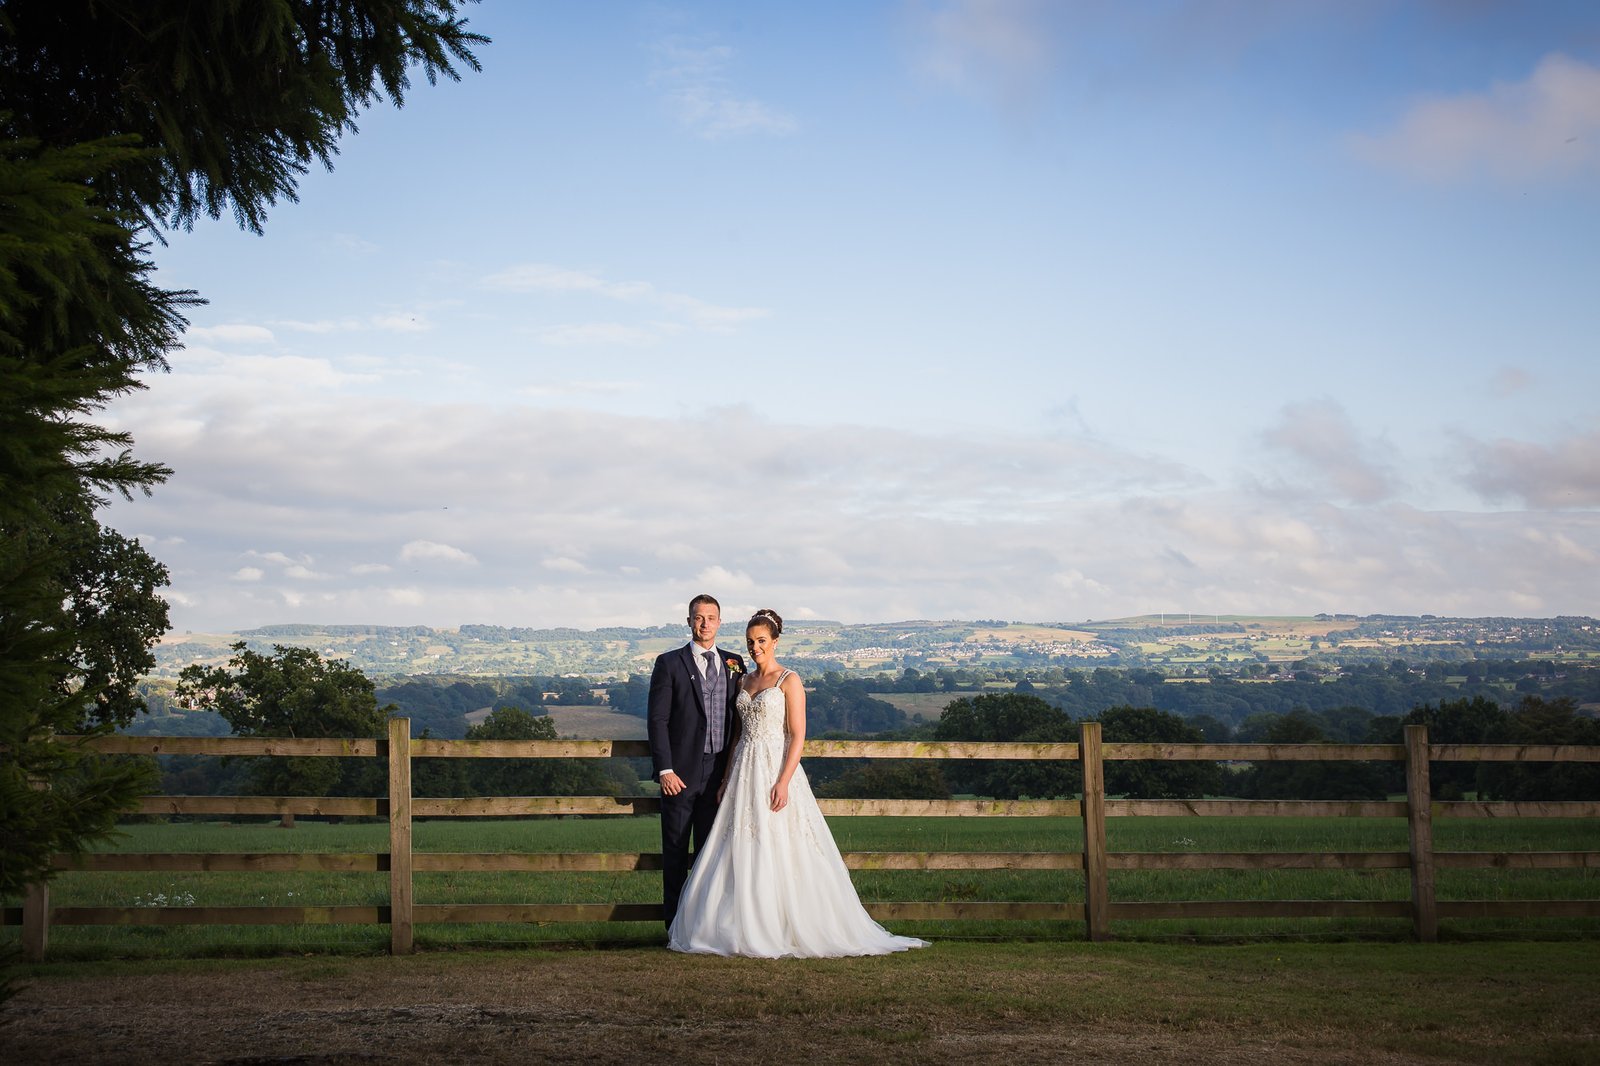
[603,674,904,735]
[135,658,1600,744]
[1076,622,1248,640]
[240,622,686,642]
[242,624,436,638]
[126,661,1597,804]
[1026,666,1499,725]
[798,660,1600,727]
[374,676,603,738]
[457,624,680,642]
[809,693,1600,804]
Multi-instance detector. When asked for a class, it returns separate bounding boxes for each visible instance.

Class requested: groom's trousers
[660,747,728,929]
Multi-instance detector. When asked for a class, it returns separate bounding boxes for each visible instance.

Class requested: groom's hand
[659,771,686,796]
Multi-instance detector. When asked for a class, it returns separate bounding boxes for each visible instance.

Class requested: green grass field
[5,815,1596,960]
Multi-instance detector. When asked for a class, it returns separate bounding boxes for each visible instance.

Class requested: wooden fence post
[1404,724,1437,943]
[1080,721,1110,941]
[388,716,414,955]
[22,880,49,962]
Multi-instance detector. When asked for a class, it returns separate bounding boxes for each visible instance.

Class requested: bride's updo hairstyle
[747,608,784,638]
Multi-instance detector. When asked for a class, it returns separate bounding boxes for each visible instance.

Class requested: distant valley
[150,614,1600,681]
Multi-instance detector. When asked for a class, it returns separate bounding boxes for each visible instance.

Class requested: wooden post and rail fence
[6,721,1599,960]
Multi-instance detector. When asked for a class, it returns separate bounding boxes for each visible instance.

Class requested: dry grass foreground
[3,940,1597,1065]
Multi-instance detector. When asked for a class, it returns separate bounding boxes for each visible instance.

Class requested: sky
[102,0,1600,633]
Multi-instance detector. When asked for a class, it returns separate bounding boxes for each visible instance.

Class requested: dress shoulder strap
[775,668,790,687]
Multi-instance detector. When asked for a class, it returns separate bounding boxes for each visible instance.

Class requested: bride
[667,608,928,958]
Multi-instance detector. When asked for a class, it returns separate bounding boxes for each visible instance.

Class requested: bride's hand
[769,780,788,812]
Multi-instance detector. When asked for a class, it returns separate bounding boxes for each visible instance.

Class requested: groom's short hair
[688,593,720,615]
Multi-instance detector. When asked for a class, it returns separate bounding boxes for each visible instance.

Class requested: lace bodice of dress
[735,671,790,743]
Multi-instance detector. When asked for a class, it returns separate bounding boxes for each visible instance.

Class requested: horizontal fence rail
[7,722,1598,958]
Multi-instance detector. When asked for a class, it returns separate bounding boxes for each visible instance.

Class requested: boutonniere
[725,657,743,676]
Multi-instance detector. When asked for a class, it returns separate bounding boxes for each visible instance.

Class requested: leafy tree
[1235,710,1387,800]
[814,761,950,800]
[463,706,621,797]
[1,2,484,903]
[175,642,389,798]
[1187,713,1233,743]
[410,727,471,799]
[376,677,502,738]
[804,679,908,733]
[1235,711,1290,743]
[1096,706,1222,799]
[1477,697,1600,801]
[1319,705,1377,744]
[604,674,651,718]
[934,693,1080,799]
[1395,696,1510,799]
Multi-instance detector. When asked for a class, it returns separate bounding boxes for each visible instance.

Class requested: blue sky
[104,1,1600,632]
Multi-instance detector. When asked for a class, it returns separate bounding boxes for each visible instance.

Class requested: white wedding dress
[667,671,928,958]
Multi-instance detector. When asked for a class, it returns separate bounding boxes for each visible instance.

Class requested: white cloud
[132,533,186,548]
[249,550,311,568]
[1521,527,1598,567]
[531,323,660,347]
[370,312,431,333]
[270,313,433,335]
[232,567,265,582]
[272,318,365,334]
[1351,53,1600,183]
[333,233,379,255]
[483,263,767,333]
[1260,399,1401,505]
[697,566,755,592]
[523,379,642,400]
[1459,429,1600,508]
[97,376,1600,632]
[1049,569,1111,598]
[186,324,276,345]
[650,37,797,139]
[400,540,479,565]
[907,0,1056,106]
[1490,367,1534,398]
[179,352,376,397]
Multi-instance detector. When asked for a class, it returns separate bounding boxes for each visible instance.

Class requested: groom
[648,593,744,930]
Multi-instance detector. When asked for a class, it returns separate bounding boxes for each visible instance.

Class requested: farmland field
[536,704,647,739]
[875,692,958,719]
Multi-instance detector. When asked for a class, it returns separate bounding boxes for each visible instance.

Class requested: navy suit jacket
[647,643,743,791]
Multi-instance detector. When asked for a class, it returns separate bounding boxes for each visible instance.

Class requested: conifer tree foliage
[0,136,185,902]
[0,0,486,231]
[0,2,485,902]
